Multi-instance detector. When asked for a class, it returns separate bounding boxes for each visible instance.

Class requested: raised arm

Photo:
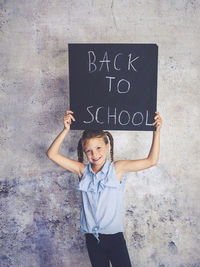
[46,110,85,178]
[114,111,162,181]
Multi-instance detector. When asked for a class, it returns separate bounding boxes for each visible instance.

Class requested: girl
[47,110,162,267]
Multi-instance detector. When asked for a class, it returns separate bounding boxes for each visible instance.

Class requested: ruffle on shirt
[77,162,121,193]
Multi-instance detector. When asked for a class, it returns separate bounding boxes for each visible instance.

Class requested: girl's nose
[92,151,98,157]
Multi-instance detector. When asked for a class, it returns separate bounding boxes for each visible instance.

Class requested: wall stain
[168,241,178,255]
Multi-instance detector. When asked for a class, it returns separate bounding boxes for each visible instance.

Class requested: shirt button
[94,227,98,231]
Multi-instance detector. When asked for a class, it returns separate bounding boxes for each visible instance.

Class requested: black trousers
[85,232,132,267]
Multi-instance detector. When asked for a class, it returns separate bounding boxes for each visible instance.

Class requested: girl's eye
[97,147,101,150]
[86,150,91,153]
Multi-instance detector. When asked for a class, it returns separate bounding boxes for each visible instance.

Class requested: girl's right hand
[63,110,75,130]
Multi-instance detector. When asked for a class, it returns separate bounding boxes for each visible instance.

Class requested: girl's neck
[91,160,107,174]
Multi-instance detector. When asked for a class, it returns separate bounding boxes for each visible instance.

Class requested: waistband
[85,232,123,243]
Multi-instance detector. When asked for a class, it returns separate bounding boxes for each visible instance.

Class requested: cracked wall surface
[0,0,200,266]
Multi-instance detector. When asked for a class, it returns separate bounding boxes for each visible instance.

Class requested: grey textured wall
[0,1,200,266]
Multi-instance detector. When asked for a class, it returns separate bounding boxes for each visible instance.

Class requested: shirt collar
[88,160,110,175]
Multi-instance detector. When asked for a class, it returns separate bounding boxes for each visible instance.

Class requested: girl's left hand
[153,111,162,132]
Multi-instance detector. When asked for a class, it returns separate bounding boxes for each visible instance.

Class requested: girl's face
[83,137,109,167]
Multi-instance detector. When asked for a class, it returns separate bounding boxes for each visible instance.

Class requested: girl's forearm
[147,131,160,165]
[46,127,69,158]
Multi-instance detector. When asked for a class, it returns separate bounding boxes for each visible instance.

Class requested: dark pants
[85,232,132,267]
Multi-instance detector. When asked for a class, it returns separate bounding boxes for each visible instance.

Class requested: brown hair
[77,130,114,163]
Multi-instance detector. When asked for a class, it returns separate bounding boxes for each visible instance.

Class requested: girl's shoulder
[113,160,126,169]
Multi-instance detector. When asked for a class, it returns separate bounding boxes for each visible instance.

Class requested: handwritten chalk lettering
[96,106,104,124]
[88,51,139,73]
[118,79,131,93]
[99,51,110,72]
[106,76,116,92]
[132,112,144,125]
[114,53,123,70]
[83,106,94,123]
[118,110,131,125]
[128,54,139,72]
[106,76,131,93]
[83,106,153,126]
[108,106,117,124]
[88,51,97,73]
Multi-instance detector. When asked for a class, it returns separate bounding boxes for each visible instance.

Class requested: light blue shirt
[77,160,125,241]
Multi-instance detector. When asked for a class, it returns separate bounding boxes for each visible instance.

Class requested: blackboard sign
[68,43,158,131]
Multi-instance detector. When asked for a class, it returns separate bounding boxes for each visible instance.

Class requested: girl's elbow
[46,151,53,159]
[148,158,158,167]
[150,160,158,167]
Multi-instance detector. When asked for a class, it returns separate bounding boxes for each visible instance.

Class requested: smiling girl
[46,110,162,267]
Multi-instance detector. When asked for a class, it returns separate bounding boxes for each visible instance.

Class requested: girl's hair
[77,130,114,163]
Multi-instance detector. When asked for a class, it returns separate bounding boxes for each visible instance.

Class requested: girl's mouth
[92,157,101,162]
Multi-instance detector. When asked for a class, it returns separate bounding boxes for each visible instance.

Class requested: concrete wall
[0,0,200,266]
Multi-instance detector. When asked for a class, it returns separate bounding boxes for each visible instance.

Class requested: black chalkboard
[68,43,158,131]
